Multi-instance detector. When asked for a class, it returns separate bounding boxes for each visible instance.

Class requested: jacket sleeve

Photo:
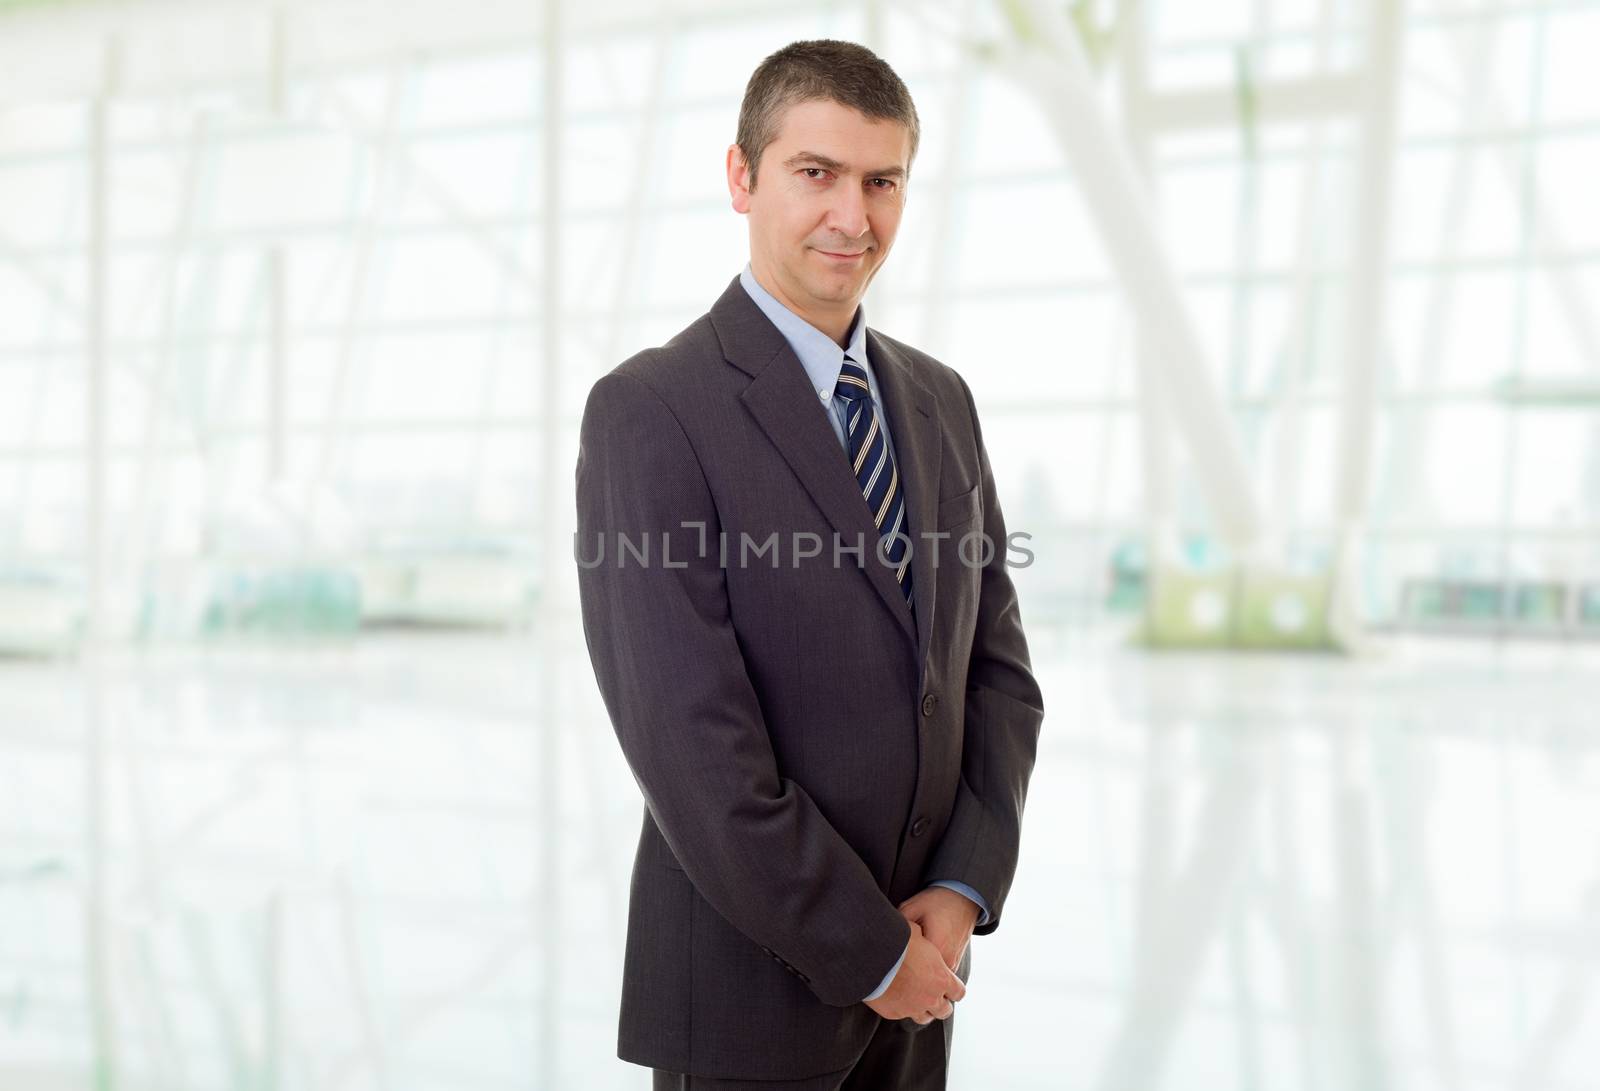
[574,370,912,1007]
[919,372,1046,936]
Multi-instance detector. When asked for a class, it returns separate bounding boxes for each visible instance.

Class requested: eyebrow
[783,152,907,180]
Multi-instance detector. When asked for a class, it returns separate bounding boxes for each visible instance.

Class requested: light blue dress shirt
[737,264,991,1003]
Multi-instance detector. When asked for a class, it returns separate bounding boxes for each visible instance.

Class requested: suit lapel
[867,328,942,674]
[710,277,941,664]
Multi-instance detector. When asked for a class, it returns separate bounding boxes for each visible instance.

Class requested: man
[575,39,1044,1089]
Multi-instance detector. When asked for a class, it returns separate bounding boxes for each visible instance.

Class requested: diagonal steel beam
[991,0,1265,549]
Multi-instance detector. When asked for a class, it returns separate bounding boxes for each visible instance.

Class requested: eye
[868,177,897,191]
[802,168,829,180]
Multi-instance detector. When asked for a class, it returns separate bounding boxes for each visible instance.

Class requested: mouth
[815,247,868,262]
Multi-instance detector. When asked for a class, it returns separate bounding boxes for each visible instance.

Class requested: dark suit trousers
[650,1010,952,1090]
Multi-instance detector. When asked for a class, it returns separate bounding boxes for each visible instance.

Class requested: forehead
[767,97,912,167]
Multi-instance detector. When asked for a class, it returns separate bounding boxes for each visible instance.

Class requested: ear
[726,143,752,214]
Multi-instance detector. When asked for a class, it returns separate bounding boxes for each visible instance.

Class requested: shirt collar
[739,262,870,401]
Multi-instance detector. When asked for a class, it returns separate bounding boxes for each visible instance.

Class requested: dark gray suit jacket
[574,275,1044,1080]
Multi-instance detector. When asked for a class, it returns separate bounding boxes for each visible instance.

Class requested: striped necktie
[835,357,915,614]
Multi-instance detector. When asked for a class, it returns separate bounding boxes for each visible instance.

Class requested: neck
[749,260,856,348]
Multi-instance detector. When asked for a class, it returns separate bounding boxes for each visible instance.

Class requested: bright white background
[3,0,1600,1088]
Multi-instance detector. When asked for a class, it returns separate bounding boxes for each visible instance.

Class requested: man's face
[727,97,911,339]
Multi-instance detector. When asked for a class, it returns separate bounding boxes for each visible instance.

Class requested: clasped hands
[862,886,977,1025]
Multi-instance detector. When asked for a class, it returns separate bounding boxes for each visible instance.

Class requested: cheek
[759,211,804,252]
[792,201,829,239]
[870,212,901,248]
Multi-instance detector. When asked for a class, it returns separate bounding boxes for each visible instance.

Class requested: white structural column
[302,63,408,530]
[267,6,289,482]
[1267,0,1344,563]
[85,41,115,645]
[85,36,122,1090]
[1114,0,1181,569]
[536,0,564,1084]
[602,11,674,372]
[1382,6,1599,527]
[994,0,1264,550]
[1328,0,1405,647]
[913,0,978,354]
[123,109,206,619]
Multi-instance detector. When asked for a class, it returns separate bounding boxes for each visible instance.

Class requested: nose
[824,180,869,241]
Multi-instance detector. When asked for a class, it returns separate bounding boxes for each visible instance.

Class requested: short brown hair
[736,39,920,191]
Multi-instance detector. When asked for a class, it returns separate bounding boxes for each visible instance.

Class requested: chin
[811,280,858,303]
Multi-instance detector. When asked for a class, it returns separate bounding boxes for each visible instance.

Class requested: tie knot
[835,359,871,403]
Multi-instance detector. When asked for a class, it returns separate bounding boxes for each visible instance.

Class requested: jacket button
[910,817,929,837]
[921,693,937,717]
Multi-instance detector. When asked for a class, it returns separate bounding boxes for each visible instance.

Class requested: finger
[946,972,967,1002]
[912,1011,933,1025]
[935,998,955,1020]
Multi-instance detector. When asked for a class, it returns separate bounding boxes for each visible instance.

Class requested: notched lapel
[710,277,937,655]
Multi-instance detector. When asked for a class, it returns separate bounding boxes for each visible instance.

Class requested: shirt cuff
[861,936,910,1002]
[929,879,992,928]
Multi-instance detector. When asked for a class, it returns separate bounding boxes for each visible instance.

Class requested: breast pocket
[935,483,981,530]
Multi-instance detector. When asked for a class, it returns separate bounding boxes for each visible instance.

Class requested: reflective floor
[4,621,1600,1089]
